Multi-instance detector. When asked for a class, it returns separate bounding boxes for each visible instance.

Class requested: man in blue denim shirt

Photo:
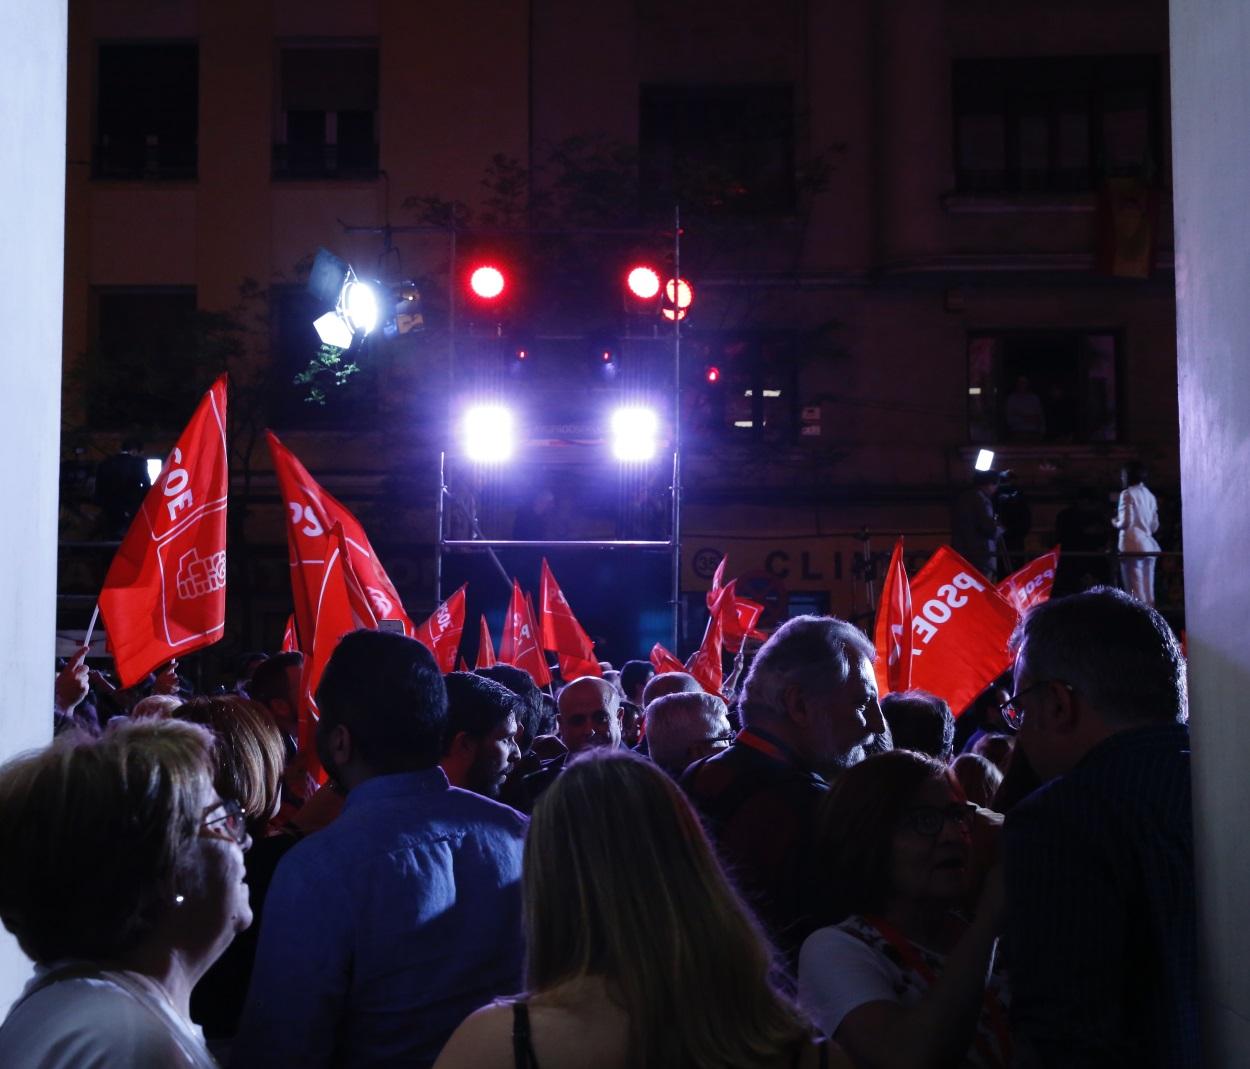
[232,631,527,1068]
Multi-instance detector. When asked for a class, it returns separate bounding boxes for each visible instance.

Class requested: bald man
[641,670,702,707]
[557,676,622,753]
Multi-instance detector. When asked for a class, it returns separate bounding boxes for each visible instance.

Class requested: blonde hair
[174,695,285,824]
[0,719,213,963]
[524,749,812,1066]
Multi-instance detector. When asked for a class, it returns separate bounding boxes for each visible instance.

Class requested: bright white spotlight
[464,405,515,462]
[974,449,995,472]
[343,279,379,335]
[314,310,355,349]
[146,457,163,484]
[611,407,658,462]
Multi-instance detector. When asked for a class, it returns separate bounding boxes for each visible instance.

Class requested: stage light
[627,266,661,300]
[343,279,379,335]
[705,365,721,384]
[661,277,694,322]
[469,265,506,301]
[146,458,163,484]
[611,407,658,462]
[974,449,995,472]
[314,310,355,349]
[463,405,515,463]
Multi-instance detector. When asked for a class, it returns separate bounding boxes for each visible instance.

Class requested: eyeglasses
[900,801,978,838]
[703,730,736,749]
[201,798,247,845]
[997,679,1075,730]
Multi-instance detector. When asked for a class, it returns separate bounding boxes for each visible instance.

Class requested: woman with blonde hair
[0,720,252,1067]
[435,749,843,1068]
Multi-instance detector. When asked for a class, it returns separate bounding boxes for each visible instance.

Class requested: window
[640,84,796,215]
[684,333,796,440]
[275,45,379,179]
[953,56,1162,193]
[88,289,199,427]
[268,287,376,428]
[967,330,1119,444]
[95,43,198,179]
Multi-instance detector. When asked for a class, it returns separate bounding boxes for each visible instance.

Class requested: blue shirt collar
[344,766,450,810]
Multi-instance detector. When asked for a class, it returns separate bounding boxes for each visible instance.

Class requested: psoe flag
[100,376,229,687]
[907,546,1018,716]
[997,547,1060,614]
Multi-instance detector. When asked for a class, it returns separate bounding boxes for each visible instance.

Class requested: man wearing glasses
[644,690,735,778]
[1001,587,1198,1068]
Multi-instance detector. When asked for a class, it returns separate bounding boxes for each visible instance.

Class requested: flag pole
[83,603,100,649]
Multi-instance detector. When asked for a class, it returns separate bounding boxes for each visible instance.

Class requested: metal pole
[670,205,683,650]
[435,450,446,604]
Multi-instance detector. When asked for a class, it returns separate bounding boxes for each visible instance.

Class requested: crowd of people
[0,585,1197,1067]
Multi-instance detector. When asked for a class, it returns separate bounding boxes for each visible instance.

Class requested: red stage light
[601,349,614,363]
[665,277,693,309]
[626,266,661,300]
[469,265,506,300]
[705,365,721,383]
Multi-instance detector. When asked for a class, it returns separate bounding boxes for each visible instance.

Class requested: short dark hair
[620,660,654,701]
[247,651,303,707]
[881,689,955,761]
[1124,460,1148,486]
[315,631,448,772]
[443,672,519,753]
[1012,586,1186,727]
[813,750,957,923]
[477,663,545,750]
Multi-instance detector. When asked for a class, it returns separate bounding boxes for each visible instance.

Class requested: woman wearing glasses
[798,751,1009,1069]
[0,720,252,1068]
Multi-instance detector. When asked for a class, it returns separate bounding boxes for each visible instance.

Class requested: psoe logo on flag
[366,586,394,618]
[176,548,227,600]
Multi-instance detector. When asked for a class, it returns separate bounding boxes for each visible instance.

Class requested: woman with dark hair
[1113,460,1161,606]
[0,720,251,1067]
[799,751,1008,1069]
[435,749,846,1068]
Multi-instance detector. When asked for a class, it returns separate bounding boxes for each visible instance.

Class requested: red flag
[280,614,298,654]
[413,585,466,673]
[873,538,914,697]
[500,581,552,687]
[299,522,379,780]
[99,376,229,687]
[268,432,413,656]
[650,643,685,674]
[476,615,497,669]
[997,547,1060,615]
[707,556,766,652]
[908,547,1018,716]
[539,559,602,680]
[687,587,728,695]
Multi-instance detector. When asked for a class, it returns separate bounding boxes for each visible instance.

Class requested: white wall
[1170,2,1250,1063]
[0,0,65,1005]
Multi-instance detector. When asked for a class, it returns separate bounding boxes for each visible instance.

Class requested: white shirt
[0,966,215,1068]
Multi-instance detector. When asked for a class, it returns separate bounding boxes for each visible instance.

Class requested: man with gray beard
[682,615,886,969]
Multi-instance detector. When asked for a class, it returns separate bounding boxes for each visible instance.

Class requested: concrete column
[1170,3,1250,1063]
[0,0,65,1006]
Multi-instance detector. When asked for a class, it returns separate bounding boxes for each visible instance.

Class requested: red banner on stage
[997,547,1060,615]
[873,537,914,697]
[267,431,413,652]
[907,547,1018,715]
[100,376,229,687]
[413,585,466,673]
[476,615,497,669]
[539,559,601,681]
[500,580,552,687]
